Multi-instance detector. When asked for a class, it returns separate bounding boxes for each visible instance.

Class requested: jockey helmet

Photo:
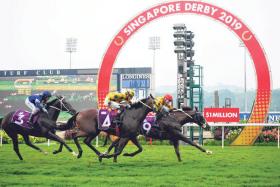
[164,94,173,102]
[125,89,135,97]
[42,91,52,99]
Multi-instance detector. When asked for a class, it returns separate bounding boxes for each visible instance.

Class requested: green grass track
[0,144,279,187]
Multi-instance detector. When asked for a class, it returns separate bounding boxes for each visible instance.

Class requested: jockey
[25,91,52,125]
[104,89,135,124]
[154,94,173,120]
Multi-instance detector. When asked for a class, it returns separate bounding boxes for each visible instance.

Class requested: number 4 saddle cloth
[11,109,38,129]
[98,109,118,131]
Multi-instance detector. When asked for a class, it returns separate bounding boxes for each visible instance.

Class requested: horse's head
[140,94,155,111]
[180,106,209,129]
[46,95,77,115]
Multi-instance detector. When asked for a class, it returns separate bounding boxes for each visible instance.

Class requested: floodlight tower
[173,24,204,144]
[65,38,77,69]
[148,36,160,96]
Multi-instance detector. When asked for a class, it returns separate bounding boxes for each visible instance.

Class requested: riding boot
[27,114,34,126]
[113,107,125,126]
[113,112,122,126]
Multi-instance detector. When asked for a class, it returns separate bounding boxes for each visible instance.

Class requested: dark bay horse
[0,95,77,160]
[103,106,212,162]
[53,96,155,160]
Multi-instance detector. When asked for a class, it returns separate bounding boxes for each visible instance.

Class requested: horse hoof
[99,153,109,158]
[53,150,59,154]
[206,150,213,155]
[99,153,104,157]
[72,151,78,157]
[77,154,82,159]
[123,153,130,157]
[98,157,103,163]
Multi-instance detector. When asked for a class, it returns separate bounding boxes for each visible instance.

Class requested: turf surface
[0,144,279,187]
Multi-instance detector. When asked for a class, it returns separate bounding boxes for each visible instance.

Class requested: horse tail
[56,113,78,131]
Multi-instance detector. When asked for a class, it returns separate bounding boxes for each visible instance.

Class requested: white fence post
[96,136,99,147]
[184,123,280,148]
[222,126,224,149]
[278,126,280,149]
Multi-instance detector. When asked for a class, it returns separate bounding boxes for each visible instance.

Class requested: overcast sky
[0,0,279,90]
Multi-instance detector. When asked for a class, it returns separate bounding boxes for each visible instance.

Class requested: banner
[204,108,240,122]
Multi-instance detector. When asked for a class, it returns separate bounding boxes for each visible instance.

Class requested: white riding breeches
[25,98,40,114]
[109,101,121,110]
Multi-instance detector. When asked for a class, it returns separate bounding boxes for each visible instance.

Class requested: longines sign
[121,74,151,80]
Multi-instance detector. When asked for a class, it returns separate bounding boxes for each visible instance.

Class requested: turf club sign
[97,1,271,145]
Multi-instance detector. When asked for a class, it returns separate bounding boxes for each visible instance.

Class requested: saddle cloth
[140,112,160,135]
[98,109,118,130]
[11,109,34,129]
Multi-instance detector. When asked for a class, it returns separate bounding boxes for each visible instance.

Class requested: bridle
[49,97,72,114]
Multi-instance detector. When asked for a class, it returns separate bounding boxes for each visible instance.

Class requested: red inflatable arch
[97,1,271,145]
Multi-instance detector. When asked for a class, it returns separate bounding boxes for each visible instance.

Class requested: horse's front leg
[104,137,120,155]
[171,129,212,154]
[122,136,143,157]
[53,143,63,154]
[46,132,78,157]
[100,137,129,159]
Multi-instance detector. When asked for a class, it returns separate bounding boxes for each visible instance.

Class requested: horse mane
[46,98,58,107]
[46,95,64,107]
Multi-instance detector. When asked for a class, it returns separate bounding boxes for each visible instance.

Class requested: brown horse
[102,106,212,162]
[53,96,155,159]
[0,95,77,160]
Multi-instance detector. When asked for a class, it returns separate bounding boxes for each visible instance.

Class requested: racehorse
[53,96,155,160]
[102,106,212,162]
[101,106,208,145]
[0,95,77,160]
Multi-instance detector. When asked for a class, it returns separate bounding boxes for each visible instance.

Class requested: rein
[172,109,193,119]
[138,100,153,110]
